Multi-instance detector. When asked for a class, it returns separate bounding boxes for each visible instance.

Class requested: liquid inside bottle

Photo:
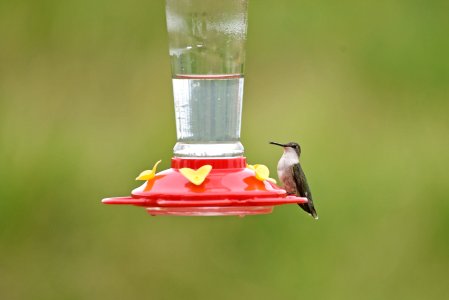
[172,74,244,157]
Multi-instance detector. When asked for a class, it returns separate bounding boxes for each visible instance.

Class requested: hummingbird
[270,141,318,219]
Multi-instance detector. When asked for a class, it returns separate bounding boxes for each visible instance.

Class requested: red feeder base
[102,157,307,216]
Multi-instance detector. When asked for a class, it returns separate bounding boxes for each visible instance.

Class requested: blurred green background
[1,0,449,299]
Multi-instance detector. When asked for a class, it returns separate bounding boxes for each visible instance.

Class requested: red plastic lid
[102,157,307,216]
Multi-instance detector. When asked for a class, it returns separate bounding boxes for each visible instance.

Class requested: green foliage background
[1,1,448,299]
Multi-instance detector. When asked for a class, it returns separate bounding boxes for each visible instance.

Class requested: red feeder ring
[102,157,307,216]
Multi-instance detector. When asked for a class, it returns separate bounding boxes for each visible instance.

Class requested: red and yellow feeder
[103,157,307,216]
[102,0,307,216]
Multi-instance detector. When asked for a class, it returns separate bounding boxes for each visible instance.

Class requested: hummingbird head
[269,141,301,157]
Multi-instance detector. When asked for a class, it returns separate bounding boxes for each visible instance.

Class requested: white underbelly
[277,163,297,195]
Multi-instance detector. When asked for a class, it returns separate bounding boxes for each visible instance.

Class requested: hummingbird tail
[299,203,318,220]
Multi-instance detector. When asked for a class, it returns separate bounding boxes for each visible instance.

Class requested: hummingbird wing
[292,163,318,219]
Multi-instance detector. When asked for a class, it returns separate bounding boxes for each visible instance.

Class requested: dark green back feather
[292,163,318,219]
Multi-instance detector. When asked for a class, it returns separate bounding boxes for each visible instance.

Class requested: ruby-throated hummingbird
[270,141,318,219]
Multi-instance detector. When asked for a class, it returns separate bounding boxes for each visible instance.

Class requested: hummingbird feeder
[102,0,307,216]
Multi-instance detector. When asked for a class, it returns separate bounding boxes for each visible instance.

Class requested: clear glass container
[165,0,249,157]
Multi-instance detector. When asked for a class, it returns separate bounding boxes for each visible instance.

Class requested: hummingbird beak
[269,141,286,147]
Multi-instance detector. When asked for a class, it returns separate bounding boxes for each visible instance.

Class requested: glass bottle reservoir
[166,0,248,157]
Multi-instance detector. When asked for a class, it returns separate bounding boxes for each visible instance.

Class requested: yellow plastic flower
[247,164,277,184]
[179,165,212,186]
[136,160,162,181]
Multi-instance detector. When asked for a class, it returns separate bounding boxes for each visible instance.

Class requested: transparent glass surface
[166,0,248,157]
